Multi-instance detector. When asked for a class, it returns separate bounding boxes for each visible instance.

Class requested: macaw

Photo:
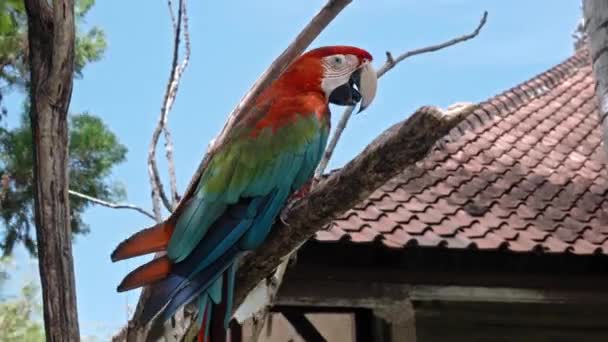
[111,45,377,341]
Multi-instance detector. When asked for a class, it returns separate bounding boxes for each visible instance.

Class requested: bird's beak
[353,62,377,113]
[327,61,378,112]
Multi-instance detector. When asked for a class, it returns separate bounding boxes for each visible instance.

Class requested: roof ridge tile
[439,50,590,146]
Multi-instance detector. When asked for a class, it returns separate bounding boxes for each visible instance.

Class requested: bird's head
[277,45,378,112]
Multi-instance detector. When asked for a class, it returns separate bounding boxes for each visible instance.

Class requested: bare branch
[313,11,488,180]
[163,0,190,208]
[148,0,188,218]
[68,190,156,221]
[377,11,488,77]
[313,105,355,183]
[167,0,177,33]
[118,1,353,340]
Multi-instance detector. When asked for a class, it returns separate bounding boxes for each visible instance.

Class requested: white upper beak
[358,62,378,113]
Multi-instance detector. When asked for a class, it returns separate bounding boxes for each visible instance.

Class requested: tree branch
[163,0,190,208]
[68,190,156,221]
[234,105,476,307]
[167,0,178,33]
[313,11,488,180]
[148,0,189,218]
[377,11,487,77]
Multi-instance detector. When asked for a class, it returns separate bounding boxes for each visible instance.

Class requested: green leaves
[4,0,25,13]
[0,111,128,256]
[75,27,106,76]
[68,114,128,227]
[0,0,122,256]
[76,0,95,18]
[0,257,44,342]
[0,0,107,88]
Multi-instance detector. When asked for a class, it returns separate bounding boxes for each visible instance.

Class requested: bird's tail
[196,263,236,342]
[111,220,175,263]
[111,218,240,342]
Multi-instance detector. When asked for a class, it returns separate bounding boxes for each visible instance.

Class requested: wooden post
[281,307,327,342]
[24,0,80,341]
[373,302,416,342]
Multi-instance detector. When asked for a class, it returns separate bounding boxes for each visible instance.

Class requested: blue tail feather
[223,263,236,328]
[142,184,296,338]
[142,245,238,325]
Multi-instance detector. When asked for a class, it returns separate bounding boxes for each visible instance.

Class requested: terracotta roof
[316,49,608,255]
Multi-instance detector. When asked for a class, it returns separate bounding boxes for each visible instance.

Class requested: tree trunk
[584,0,608,156]
[24,1,80,341]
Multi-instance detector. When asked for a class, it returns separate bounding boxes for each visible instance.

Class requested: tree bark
[584,0,608,156]
[24,1,80,341]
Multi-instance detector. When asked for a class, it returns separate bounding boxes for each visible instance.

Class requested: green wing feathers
[167,112,328,262]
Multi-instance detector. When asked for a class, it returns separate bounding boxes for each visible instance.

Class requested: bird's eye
[334,56,342,64]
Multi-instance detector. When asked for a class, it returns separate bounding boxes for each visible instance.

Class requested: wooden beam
[273,305,358,314]
[354,309,373,342]
[388,318,416,342]
[293,243,608,282]
[280,308,327,342]
[276,280,608,308]
[409,285,608,304]
[229,320,242,342]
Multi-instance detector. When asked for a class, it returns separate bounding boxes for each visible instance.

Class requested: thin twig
[313,106,355,184]
[313,11,488,180]
[206,0,354,156]
[163,0,190,208]
[147,0,187,218]
[377,11,488,77]
[68,190,156,221]
[167,0,177,33]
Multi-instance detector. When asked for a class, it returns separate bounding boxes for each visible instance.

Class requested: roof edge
[444,49,591,141]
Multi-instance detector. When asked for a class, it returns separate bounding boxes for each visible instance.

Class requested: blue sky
[4,0,580,339]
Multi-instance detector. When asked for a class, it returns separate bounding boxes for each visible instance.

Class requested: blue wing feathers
[143,112,330,333]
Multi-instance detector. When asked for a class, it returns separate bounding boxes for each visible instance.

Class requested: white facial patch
[320,54,359,98]
[321,74,351,98]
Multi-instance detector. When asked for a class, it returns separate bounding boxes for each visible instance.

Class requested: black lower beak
[328,69,362,107]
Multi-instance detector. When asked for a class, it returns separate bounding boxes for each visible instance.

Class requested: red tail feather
[117,256,172,292]
[111,221,175,262]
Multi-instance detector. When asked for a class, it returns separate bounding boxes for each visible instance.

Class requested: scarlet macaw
[111,45,377,341]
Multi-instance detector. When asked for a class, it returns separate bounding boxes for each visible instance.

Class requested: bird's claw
[279,207,291,227]
[279,197,301,227]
